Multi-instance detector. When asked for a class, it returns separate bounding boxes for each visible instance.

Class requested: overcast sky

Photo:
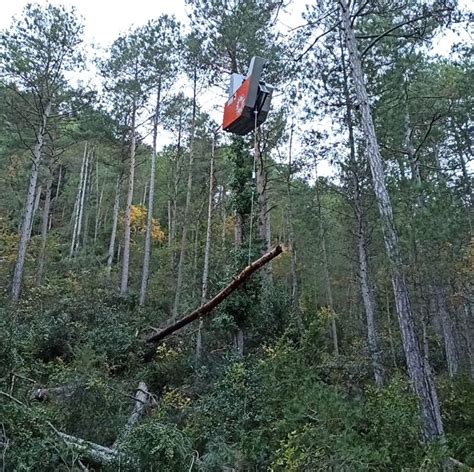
[1,1,471,177]
[1,0,309,47]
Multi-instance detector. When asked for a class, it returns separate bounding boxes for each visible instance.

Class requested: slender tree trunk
[285,119,303,333]
[339,0,443,441]
[120,100,137,296]
[405,93,460,378]
[235,213,243,247]
[172,68,197,319]
[255,129,273,288]
[140,81,162,306]
[316,179,339,355]
[82,150,93,251]
[107,177,121,274]
[94,186,104,243]
[461,302,474,379]
[37,172,53,284]
[233,164,245,355]
[74,147,90,255]
[434,282,460,377]
[192,225,200,296]
[197,133,216,359]
[50,164,62,232]
[29,184,42,238]
[70,143,88,257]
[167,200,172,250]
[220,185,227,248]
[357,219,385,386]
[340,36,384,384]
[55,165,62,201]
[169,124,182,264]
[94,157,104,243]
[201,134,216,304]
[11,101,51,301]
[142,183,148,207]
[386,291,398,368]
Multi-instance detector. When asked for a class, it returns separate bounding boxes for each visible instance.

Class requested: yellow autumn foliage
[129,204,166,242]
[161,388,191,410]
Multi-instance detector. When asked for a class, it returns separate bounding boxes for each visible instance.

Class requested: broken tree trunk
[51,382,153,466]
[146,245,283,345]
[56,432,119,465]
[113,381,152,447]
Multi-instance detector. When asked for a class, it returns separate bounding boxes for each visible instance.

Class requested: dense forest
[0,0,472,470]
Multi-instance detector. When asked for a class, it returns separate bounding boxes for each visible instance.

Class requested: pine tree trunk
[461,302,474,379]
[94,157,104,243]
[357,219,385,386]
[255,129,272,288]
[168,124,182,264]
[197,133,216,359]
[339,0,443,441]
[201,134,215,304]
[434,282,460,377]
[94,186,104,243]
[340,36,384,385]
[74,147,90,255]
[107,176,121,274]
[120,100,137,296]
[37,172,53,284]
[235,213,243,247]
[140,81,161,307]
[316,179,339,355]
[82,150,93,251]
[70,143,88,257]
[285,119,303,332]
[55,165,62,201]
[221,185,227,248]
[11,101,51,301]
[172,68,197,319]
[29,184,42,238]
[142,183,148,206]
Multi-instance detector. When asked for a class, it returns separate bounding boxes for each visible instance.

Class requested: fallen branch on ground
[146,245,283,345]
[2,381,156,466]
[55,431,119,465]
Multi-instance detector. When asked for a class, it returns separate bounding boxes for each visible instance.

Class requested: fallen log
[3,382,156,467]
[56,431,119,465]
[146,245,283,345]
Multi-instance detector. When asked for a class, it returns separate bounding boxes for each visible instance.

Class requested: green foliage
[441,376,474,466]
[0,403,64,471]
[124,421,193,471]
[0,0,473,470]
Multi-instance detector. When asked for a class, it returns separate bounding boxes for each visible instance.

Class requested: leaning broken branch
[146,245,283,344]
